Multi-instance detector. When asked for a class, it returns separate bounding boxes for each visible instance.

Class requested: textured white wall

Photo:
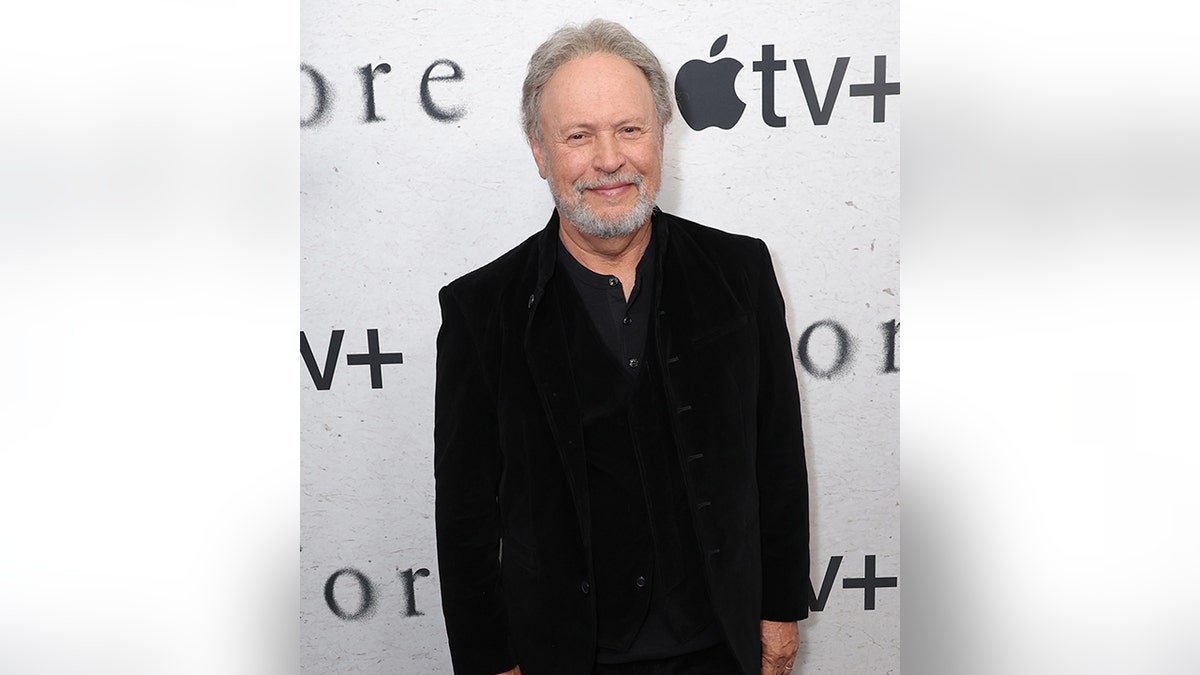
[301,1,898,672]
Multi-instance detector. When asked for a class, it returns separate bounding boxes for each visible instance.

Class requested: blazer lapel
[523,216,592,546]
[655,214,748,353]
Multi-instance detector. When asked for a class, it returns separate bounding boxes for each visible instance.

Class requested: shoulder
[441,229,541,309]
[660,210,770,267]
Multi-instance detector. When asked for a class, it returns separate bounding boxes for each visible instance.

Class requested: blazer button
[635,575,647,588]
[580,581,591,594]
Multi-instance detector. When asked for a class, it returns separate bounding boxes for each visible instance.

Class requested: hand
[493,667,521,675]
[760,619,799,675]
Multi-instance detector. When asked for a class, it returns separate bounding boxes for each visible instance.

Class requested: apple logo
[674,35,745,131]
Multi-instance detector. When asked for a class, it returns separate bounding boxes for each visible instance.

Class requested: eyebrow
[558,117,650,135]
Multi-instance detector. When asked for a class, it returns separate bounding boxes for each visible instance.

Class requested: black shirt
[556,233,655,375]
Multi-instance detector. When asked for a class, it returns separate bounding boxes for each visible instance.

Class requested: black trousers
[591,642,743,675]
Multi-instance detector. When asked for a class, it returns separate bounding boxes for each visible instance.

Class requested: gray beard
[549,171,657,239]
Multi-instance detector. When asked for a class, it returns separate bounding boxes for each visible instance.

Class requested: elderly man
[434,19,810,675]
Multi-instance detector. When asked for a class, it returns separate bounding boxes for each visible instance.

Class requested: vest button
[580,580,591,594]
[635,575,647,588]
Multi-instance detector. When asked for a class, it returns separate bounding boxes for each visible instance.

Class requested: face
[529,53,664,239]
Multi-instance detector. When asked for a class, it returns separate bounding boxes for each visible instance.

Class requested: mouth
[587,182,635,199]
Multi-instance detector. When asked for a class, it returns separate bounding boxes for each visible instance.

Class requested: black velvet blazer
[434,209,810,675]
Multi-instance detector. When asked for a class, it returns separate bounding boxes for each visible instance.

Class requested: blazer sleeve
[434,284,517,674]
[751,239,812,621]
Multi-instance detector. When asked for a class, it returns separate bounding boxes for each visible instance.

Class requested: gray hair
[521,19,673,143]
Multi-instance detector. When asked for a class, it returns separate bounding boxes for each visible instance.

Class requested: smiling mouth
[588,183,634,199]
[574,172,644,201]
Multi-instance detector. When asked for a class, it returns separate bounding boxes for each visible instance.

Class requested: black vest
[553,263,723,662]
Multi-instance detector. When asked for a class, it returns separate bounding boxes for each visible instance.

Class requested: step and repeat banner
[301,1,898,672]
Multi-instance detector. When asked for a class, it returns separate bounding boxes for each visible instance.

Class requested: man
[434,19,810,675]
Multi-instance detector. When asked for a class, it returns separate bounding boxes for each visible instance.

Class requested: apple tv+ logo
[674,35,899,131]
[675,35,745,130]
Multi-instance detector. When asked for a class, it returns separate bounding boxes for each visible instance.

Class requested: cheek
[632,145,661,174]
[548,152,582,182]
[636,155,661,187]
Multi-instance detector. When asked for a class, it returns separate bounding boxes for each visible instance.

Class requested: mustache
[572,172,644,196]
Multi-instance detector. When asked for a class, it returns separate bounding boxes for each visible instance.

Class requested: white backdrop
[301,1,899,672]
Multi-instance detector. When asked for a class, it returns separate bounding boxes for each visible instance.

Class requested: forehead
[539,53,655,128]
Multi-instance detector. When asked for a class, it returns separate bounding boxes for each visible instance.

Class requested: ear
[529,134,549,180]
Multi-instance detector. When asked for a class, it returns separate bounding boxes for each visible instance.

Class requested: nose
[592,133,625,175]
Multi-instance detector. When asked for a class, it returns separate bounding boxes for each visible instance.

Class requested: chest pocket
[692,314,748,346]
